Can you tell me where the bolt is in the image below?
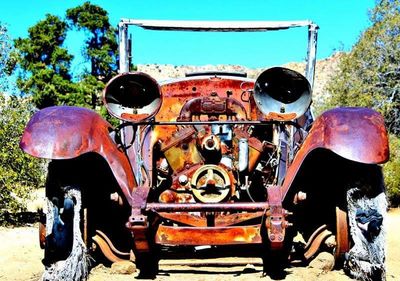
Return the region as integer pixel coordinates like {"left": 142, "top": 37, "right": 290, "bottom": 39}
{"left": 284, "top": 210, "right": 293, "bottom": 216}
{"left": 284, "top": 222, "right": 293, "bottom": 228}
{"left": 110, "top": 192, "right": 119, "bottom": 202}
{"left": 293, "top": 191, "right": 307, "bottom": 204}
{"left": 178, "top": 175, "right": 189, "bottom": 186}
{"left": 159, "top": 158, "right": 169, "bottom": 172}
{"left": 297, "top": 191, "right": 307, "bottom": 201}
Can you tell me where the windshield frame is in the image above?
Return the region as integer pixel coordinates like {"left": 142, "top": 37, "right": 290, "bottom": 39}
{"left": 117, "top": 19, "right": 318, "bottom": 89}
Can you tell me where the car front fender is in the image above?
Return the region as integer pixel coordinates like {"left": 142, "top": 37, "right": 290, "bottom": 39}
{"left": 281, "top": 107, "right": 389, "bottom": 200}
{"left": 20, "top": 106, "right": 136, "bottom": 204}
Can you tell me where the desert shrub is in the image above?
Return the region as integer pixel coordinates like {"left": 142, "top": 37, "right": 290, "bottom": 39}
{"left": 0, "top": 95, "right": 46, "bottom": 225}
{"left": 384, "top": 135, "right": 400, "bottom": 206}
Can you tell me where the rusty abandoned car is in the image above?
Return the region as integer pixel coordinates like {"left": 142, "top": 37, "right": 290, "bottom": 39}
{"left": 20, "top": 20, "right": 389, "bottom": 280}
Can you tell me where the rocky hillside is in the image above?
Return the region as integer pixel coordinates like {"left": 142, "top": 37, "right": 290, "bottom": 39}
{"left": 137, "top": 52, "right": 343, "bottom": 109}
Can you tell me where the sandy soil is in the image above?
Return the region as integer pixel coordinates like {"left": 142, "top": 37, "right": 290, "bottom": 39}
{"left": 1, "top": 209, "right": 399, "bottom": 281}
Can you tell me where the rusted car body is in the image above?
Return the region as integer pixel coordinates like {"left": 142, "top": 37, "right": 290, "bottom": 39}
{"left": 20, "top": 20, "right": 389, "bottom": 280}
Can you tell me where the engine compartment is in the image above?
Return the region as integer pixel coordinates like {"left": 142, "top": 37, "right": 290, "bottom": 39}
{"left": 154, "top": 123, "right": 275, "bottom": 204}
{"left": 142, "top": 76, "right": 283, "bottom": 205}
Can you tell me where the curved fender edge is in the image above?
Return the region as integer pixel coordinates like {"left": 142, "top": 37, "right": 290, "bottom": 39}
{"left": 282, "top": 107, "right": 389, "bottom": 200}
{"left": 20, "top": 106, "right": 136, "bottom": 204}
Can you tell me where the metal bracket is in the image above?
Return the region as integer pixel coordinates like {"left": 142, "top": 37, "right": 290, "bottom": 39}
{"left": 126, "top": 186, "right": 151, "bottom": 252}
{"left": 266, "top": 186, "right": 290, "bottom": 249}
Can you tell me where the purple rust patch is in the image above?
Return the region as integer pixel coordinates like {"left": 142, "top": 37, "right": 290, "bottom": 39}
{"left": 20, "top": 106, "right": 136, "bottom": 204}
{"left": 281, "top": 107, "right": 389, "bottom": 200}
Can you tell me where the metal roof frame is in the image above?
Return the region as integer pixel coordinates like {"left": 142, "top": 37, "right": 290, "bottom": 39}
{"left": 118, "top": 19, "right": 318, "bottom": 87}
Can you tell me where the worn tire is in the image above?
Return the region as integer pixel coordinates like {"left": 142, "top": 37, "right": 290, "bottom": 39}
{"left": 42, "top": 187, "right": 91, "bottom": 281}
{"left": 343, "top": 166, "right": 387, "bottom": 281}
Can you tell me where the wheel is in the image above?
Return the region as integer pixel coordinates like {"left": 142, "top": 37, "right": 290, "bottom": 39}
{"left": 42, "top": 187, "right": 90, "bottom": 281}
{"left": 41, "top": 155, "right": 134, "bottom": 280}
{"left": 342, "top": 165, "right": 387, "bottom": 281}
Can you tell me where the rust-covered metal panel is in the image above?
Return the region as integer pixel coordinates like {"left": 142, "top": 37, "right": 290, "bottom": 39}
{"left": 20, "top": 106, "right": 136, "bottom": 203}
{"left": 151, "top": 77, "right": 257, "bottom": 158}
{"left": 158, "top": 76, "right": 254, "bottom": 121}
{"left": 146, "top": 202, "right": 269, "bottom": 212}
{"left": 155, "top": 225, "right": 262, "bottom": 245}
{"left": 335, "top": 207, "right": 350, "bottom": 260}
{"left": 155, "top": 212, "right": 264, "bottom": 227}
{"left": 281, "top": 107, "right": 389, "bottom": 199}
{"left": 318, "top": 107, "right": 389, "bottom": 163}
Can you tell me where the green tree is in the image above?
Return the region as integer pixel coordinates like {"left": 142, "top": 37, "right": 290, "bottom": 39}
{"left": 0, "top": 95, "right": 46, "bottom": 221}
{"left": 13, "top": 3, "right": 119, "bottom": 110}
{"left": 0, "top": 23, "right": 13, "bottom": 94}
{"left": 384, "top": 135, "right": 400, "bottom": 206}
{"left": 1, "top": 23, "right": 46, "bottom": 223}
{"left": 325, "top": 0, "right": 400, "bottom": 135}
{"left": 66, "top": 2, "right": 118, "bottom": 82}
{"left": 325, "top": 0, "right": 400, "bottom": 206}
{"left": 66, "top": 2, "right": 118, "bottom": 109}
{"left": 14, "top": 14, "right": 76, "bottom": 108}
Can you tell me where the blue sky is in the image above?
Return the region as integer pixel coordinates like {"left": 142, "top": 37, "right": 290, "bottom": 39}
{"left": 1, "top": 0, "right": 376, "bottom": 70}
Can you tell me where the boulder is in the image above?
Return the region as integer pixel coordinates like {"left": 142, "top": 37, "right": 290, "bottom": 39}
{"left": 111, "top": 260, "right": 136, "bottom": 274}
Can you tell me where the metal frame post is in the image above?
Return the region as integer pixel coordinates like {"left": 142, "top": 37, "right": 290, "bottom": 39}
{"left": 305, "top": 23, "right": 319, "bottom": 89}
{"left": 118, "top": 21, "right": 130, "bottom": 73}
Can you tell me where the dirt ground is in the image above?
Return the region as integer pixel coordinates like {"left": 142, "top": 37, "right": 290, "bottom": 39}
{"left": 1, "top": 209, "right": 399, "bottom": 281}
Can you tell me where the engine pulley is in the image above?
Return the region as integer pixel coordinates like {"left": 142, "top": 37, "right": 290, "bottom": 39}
{"left": 190, "top": 164, "right": 231, "bottom": 203}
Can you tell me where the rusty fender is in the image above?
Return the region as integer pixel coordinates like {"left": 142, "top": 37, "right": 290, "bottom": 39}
{"left": 20, "top": 106, "right": 136, "bottom": 204}
{"left": 281, "top": 107, "right": 389, "bottom": 200}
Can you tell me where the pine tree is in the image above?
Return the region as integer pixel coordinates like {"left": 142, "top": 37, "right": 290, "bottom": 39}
{"left": 13, "top": 2, "right": 118, "bottom": 110}
{"left": 14, "top": 14, "right": 75, "bottom": 108}
{"left": 67, "top": 2, "right": 118, "bottom": 82}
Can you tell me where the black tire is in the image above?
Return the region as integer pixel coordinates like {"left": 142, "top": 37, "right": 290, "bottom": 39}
{"left": 43, "top": 156, "right": 133, "bottom": 279}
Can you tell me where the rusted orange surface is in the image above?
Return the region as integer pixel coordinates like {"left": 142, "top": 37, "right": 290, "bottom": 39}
{"left": 149, "top": 77, "right": 257, "bottom": 160}
{"left": 155, "top": 212, "right": 264, "bottom": 227}
{"left": 158, "top": 77, "right": 255, "bottom": 121}
{"left": 155, "top": 224, "right": 262, "bottom": 245}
